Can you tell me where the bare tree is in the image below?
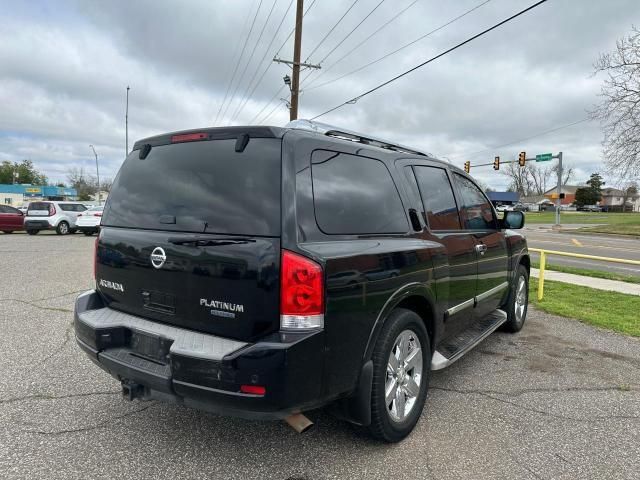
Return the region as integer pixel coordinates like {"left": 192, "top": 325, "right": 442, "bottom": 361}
{"left": 591, "top": 27, "right": 640, "bottom": 178}
{"left": 502, "top": 162, "right": 533, "bottom": 195}
{"left": 529, "top": 164, "right": 554, "bottom": 195}
{"left": 550, "top": 164, "right": 574, "bottom": 187}
{"left": 620, "top": 180, "right": 639, "bottom": 211}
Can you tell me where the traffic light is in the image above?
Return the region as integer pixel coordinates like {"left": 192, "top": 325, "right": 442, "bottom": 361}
{"left": 464, "top": 161, "right": 470, "bottom": 173}
{"left": 518, "top": 151, "right": 526, "bottom": 167}
{"left": 493, "top": 156, "right": 500, "bottom": 170}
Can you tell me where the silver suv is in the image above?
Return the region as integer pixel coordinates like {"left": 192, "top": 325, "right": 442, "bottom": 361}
{"left": 24, "top": 201, "right": 88, "bottom": 235}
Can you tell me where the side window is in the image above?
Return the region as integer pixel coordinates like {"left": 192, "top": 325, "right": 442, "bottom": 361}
{"left": 311, "top": 150, "right": 408, "bottom": 234}
{"left": 0, "top": 205, "right": 7, "bottom": 213}
{"left": 4, "top": 205, "right": 19, "bottom": 214}
{"left": 74, "top": 204, "right": 87, "bottom": 212}
{"left": 59, "top": 204, "right": 73, "bottom": 212}
{"left": 412, "top": 166, "right": 461, "bottom": 230}
{"left": 453, "top": 174, "right": 497, "bottom": 230}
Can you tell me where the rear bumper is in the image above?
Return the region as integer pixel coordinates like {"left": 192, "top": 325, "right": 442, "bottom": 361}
{"left": 24, "top": 219, "right": 53, "bottom": 230}
{"left": 74, "top": 290, "right": 326, "bottom": 420}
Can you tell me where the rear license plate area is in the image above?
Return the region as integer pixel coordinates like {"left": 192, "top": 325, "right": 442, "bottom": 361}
{"left": 129, "top": 331, "right": 172, "bottom": 364}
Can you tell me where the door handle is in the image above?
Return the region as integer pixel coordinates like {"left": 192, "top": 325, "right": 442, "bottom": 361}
{"left": 475, "top": 244, "right": 488, "bottom": 255}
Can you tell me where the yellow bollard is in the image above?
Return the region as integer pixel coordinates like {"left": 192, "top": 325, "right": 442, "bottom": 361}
{"left": 538, "top": 251, "right": 546, "bottom": 301}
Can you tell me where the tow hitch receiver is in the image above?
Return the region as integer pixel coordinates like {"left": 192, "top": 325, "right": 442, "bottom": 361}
{"left": 122, "top": 380, "right": 145, "bottom": 401}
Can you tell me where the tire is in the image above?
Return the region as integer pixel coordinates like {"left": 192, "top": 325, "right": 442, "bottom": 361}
{"left": 501, "top": 264, "right": 529, "bottom": 333}
{"left": 83, "top": 231, "right": 94, "bottom": 236}
{"left": 369, "top": 308, "right": 431, "bottom": 443}
{"left": 27, "top": 229, "right": 39, "bottom": 235}
{"left": 56, "top": 221, "right": 70, "bottom": 235}
{"left": 70, "top": 228, "right": 77, "bottom": 234}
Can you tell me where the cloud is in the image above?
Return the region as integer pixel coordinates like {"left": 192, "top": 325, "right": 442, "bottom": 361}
{"left": 0, "top": 0, "right": 638, "bottom": 190}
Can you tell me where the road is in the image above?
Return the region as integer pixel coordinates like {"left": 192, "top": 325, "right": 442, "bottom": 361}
{"left": 1, "top": 232, "right": 639, "bottom": 479}
{"left": 524, "top": 224, "right": 640, "bottom": 277}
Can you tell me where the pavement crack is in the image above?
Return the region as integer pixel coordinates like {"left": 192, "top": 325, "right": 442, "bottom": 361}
{"left": 0, "top": 298, "right": 72, "bottom": 313}
{"left": 33, "top": 321, "right": 75, "bottom": 368}
{"left": 0, "top": 390, "right": 120, "bottom": 405}
{"left": 432, "top": 385, "right": 639, "bottom": 397}
{"left": 29, "top": 403, "right": 156, "bottom": 436}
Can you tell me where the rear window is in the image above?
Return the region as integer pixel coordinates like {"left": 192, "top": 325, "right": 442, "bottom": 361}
{"left": 103, "top": 138, "right": 281, "bottom": 236}
{"left": 311, "top": 150, "right": 408, "bottom": 235}
{"left": 28, "top": 202, "right": 50, "bottom": 211}
{"left": 59, "top": 204, "right": 86, "bottom": 212}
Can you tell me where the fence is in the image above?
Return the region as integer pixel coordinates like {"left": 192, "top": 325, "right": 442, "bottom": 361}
{"left": 528, "top": 248, "right": 640, "bottom": 300}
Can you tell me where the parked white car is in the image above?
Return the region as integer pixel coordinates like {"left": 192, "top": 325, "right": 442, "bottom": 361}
{"left": 24, "top": 201, "right": 87, "bottom": 235}
{"left": 75, "top": 206, "right": 103, "bottom": 235}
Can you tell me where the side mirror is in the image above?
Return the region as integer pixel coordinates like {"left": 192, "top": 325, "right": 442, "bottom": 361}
{"left": 502, "top": 210, "right": 525, "bottom": 229}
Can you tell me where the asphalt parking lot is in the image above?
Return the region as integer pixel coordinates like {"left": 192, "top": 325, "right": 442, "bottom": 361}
{"left": 1, "top": 232, "right": 639, "bottom": 480}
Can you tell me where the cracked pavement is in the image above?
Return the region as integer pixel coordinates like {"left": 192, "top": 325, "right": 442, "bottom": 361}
{"left": 1, "top": 232, "right": 639, "bottom": 479}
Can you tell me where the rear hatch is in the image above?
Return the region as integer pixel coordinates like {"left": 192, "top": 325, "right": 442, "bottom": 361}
{"left": 98, "top": 128, "right": 282, "bottom": 342}
{"left": 27, "top": 202, "right": 53, "bottom": 217}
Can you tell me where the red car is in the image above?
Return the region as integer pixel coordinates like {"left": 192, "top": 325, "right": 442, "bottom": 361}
{"left": 0, "top": 205, "right": 25, "bottom": 233}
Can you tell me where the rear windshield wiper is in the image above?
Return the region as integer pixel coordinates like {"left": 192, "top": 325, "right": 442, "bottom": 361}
{"left": 167, "top": 236, "right": 256, "bottom": 246}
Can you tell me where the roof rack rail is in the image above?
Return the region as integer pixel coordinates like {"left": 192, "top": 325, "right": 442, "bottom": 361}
{"left": 285, "top": 119, "right": 432, "bottom": 157}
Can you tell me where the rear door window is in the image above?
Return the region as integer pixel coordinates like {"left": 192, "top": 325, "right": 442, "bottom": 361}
{"left": 59, "top": 204, "right": 75, "bottom": 211}
{"left": 311, "top": 150, "right": 408, "bottom": 235}
{"left": 412, "top": 166, "right": 461, "bottom": 230}
{"left": 102, "top": 138, "right": 281, "bottom": 236}
{"left": 453, "top": 174, "right": 498, "bottom": 230}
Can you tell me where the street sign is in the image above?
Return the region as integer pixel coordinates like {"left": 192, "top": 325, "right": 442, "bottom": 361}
{"left": 535, "top": 153, "right": 553, "bottom": 162}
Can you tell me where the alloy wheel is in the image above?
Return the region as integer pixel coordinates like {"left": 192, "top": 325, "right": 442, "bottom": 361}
{"left": 385, "top": 329, "right": 423, "bottom": 422}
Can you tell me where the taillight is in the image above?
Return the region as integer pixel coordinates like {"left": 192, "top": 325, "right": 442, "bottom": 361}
{"left": 93, "top": 237, "right": 98, "bottom": 280}
{"left": 94, "top": 212, "right": 102, "bottom": 217}
{"left": 48, "top": 204, "right": 56, "bottom": 216}
{"left": 280, "top": 250, "right": 324, "bottom": 330}
{"left": 240, "top": 385, "right": 266, "bottom": 396}
{"left": 171, "top": 132, "right": 207, "bottom": 143}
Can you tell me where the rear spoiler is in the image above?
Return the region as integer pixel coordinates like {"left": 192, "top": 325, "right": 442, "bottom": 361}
{"left": 132, "top": 126, "right": 284, "bottom": 150}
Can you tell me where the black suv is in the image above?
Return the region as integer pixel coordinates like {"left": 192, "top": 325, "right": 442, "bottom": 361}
{"left": 74, "top": 120, "right": 529, "bottom": 442}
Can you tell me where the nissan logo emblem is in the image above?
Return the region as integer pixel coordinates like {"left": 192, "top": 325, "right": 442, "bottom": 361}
{"left": 150, "top": 247, "right": 167, "bottom": 269}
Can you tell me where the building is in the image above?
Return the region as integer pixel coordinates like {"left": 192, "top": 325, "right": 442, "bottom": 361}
{"left": 0, "top": 184, "right": 78, "bottom": 206}
{"left": 543, "top": 185, "right": 582, "bottom": 205}
{"left": 600, "top": 187, "right": 640, "bottom": 212}
{"left": 486, "top": 191, "right": 520, "bottom": 207}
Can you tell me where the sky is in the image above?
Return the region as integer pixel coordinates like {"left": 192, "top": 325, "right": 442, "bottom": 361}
{"left": 1, "top": 0, "right": 639, "bottom": 190}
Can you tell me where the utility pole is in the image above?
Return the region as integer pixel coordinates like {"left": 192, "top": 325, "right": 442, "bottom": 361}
{"left": 89, "top": 145, "right": 100, "bottom": 206}
{"left": 290, "top": 0, "right": 304, "bottom": 121}
{"left": 125, "top": 86, "right": 130, "bottom": 156}
{"left": 555, "top": 151, "right": 563, "bottom": 227}
{"left": 273, "top": 0, "right": 319, "bottom": 121}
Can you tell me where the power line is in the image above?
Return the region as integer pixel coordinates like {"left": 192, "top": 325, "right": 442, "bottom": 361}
{"left": 302, "top": 0, "right": 419, "bottom": 90}
{"left": 230, "top": 0, "right": 290, "bottom": 122}
{"left": 304, "top": 0, "right": 360, "bottom": 63}
{"left": 274, "top": 0, "right": 317, "bottom": 59}
{"left": 220, "top": 0, "right": 270, "bottom": 124}
{"left": 447, "top": 118, "right": 590, "bottom": 159}
{"left": 261, "top": 97, "right": 288, "bottom": 124}
{"left": 213, "top": 1, "right": 258, "bottom": 126}
{"left": 305, "top": 0, "right": 492, "bottom": 93}
{"left": 249, "top": 0, "right": 317, "bottom": 124}
{"left": 311, "top": 0, "right": 550, "bottom": 120}
{"left": 250, "top": 84, "right": 287, "bottom": 124}
{"left": 300, "top": 0, "right": 387, "bottom": 88}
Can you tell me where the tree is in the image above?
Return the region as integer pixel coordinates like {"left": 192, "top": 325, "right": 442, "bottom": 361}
{"left": 574, "top": 187, "right": 600, "bottom": 207}
{"left": 591, "top": 27, "right": 640, "bottom": 178}
{"left": 586, "top": 172, "right": 605, "bottom": 194}
{"left": 67, "top": 167, "right": 97, "bottom": 200}
{"left": 503, "top": 162, "right": 533, "bottom": 195}
{"left": 502, "top": 162, "right": 556, "bottom": 196}
{"left": 0, "top": 160, "right": 48, "bottom": 185}
{"left": 620, "top": 181, "right": 639, "bottom": 211}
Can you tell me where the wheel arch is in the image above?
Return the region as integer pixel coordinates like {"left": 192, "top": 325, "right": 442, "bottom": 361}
{"left": 363, "top": 283, "right": 438, "bottom": 363}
